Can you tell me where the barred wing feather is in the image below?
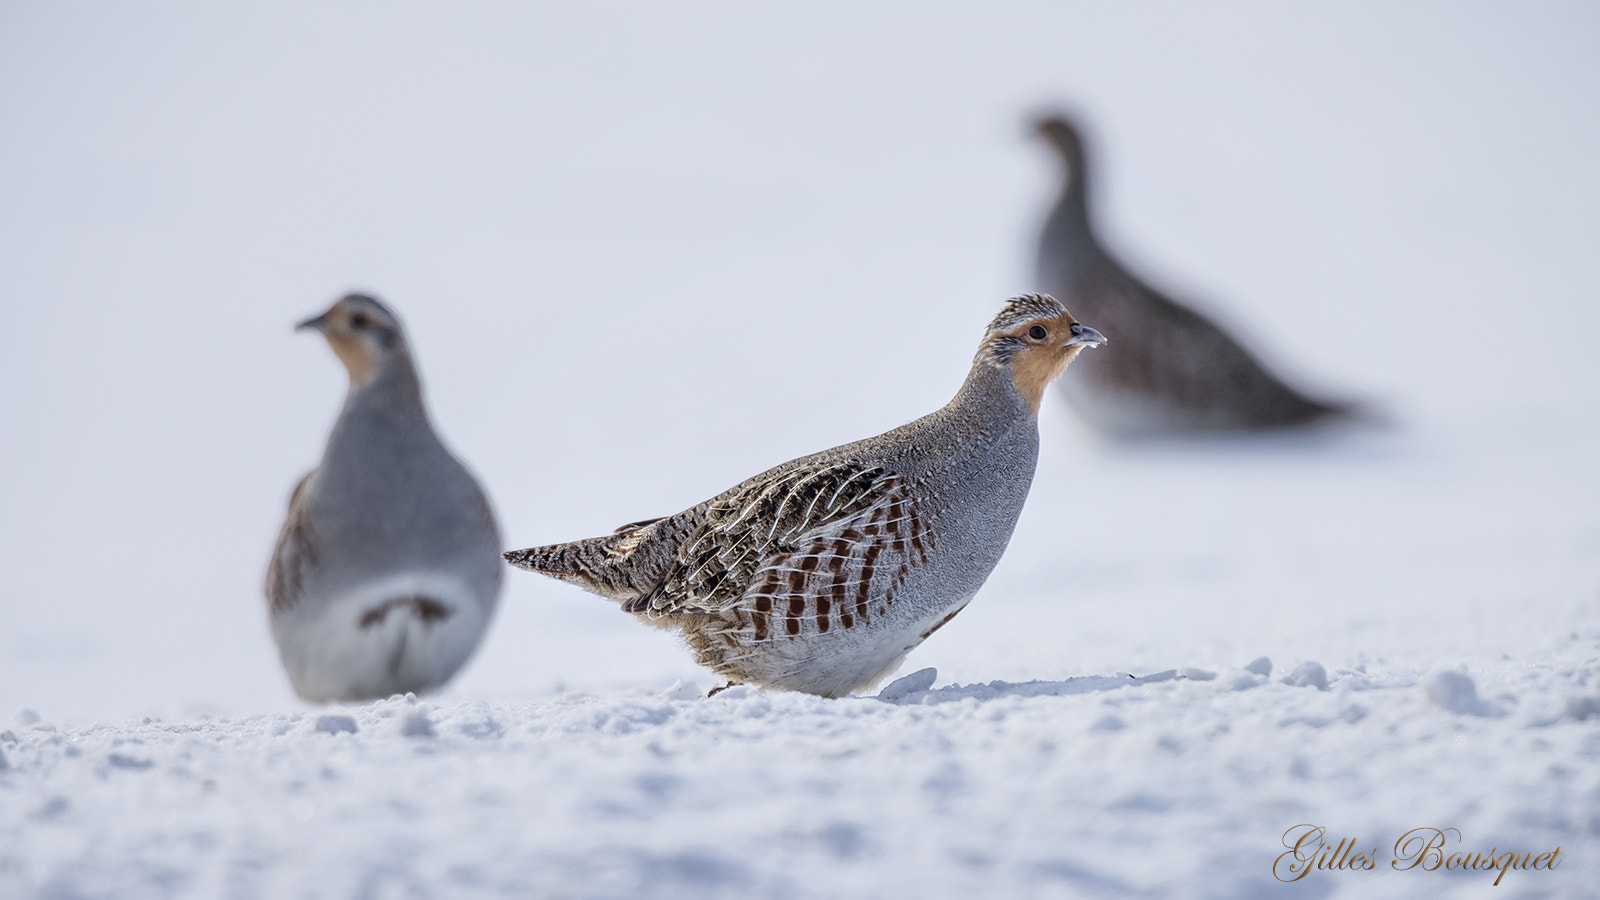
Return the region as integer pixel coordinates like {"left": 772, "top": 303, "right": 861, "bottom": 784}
{"left": 630, "top": 462, "right": 933, "bottom": 641}
{"left": 265, "top": 470, "right": 318, "bottom": 616}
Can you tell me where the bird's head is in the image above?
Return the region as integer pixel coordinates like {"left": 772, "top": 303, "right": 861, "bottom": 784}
{"left": 978, "top": 293, "right": 1105, "bottom": 414}
{"left": 1033, "top": 114, "right": 1087, "bottom": 180}
{"left": 296, "top": 293, "right": 409, "bottom": 386}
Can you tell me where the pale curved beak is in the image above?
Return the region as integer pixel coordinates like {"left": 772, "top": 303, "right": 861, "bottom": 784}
{"left": 296, "top": 312, "right": 330, "bottom": 333}
{"left": 1066, "top": 324, "right": 1106, "bottom": 348}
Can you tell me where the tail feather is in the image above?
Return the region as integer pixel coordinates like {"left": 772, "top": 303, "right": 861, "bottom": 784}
{"left": 501, "top": 543, "right": 582, "bottom": 576}
{"left": 503, "top": 517, "right": 670, "bottom": 604}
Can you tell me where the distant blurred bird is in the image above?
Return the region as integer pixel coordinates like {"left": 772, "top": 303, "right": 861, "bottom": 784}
{"left": 505, "top": 294, "right": 1104, "bottom": 697}
{"left": 266, "top": 294, "right": 502, "bottom": 702}
{"left": 1034, "top": 114, "right": 1352, "bottom": 435}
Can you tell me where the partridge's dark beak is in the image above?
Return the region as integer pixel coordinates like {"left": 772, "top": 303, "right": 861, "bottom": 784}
{"left": 1066, "top": 324, "right": 1106, "bottom": 348}
{"left": 296, "top": 312, "right": 330, "bottom": 333}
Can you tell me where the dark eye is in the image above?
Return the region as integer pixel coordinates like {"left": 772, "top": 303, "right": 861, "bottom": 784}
{"left": 349, "top": 313, "right": 369, "bottom": 330}
{"left": 1027, "top": 325, "right": 1048, "bottom": 341}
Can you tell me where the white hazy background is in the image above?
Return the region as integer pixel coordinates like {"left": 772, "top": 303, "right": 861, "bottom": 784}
{"left": 2, "top": 2, "right": 1597, "bottom": 725}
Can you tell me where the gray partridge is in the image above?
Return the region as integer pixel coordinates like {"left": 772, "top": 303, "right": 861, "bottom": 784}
{"left": 1035, "top": 114, "right": 1351, "bottom": 436}
{"left": 505, "top": 294, "right": 1104, "bottom": 697}
{"left": 266, "top": 294, "right": 502, "bottom": 702}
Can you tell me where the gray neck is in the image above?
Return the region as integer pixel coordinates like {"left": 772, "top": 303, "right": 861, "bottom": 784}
{"left": 947, "top": 358, "right": 1034, "bottom": 435}
{"left": 1037, "top": 168, "right": 1101, "bottom": 282}
{"left": 352, "top": 353, "right": 426, "bottom": 415}
{"left": 324, "top": 354, "right": 436, "bottom": 466}
{"left": 918, "top": 354, "right": 1040, "bottom": 566}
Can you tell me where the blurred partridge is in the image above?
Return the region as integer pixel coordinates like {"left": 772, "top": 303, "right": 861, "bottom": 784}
{"left": 505, "top": 294, "right": 1104, "bottom": 697}
{"left": 1034, "top": 114, "right": 1352, "bottom": 436}
{"left": 266, "top": 294, "right": 502, "bottom": 702}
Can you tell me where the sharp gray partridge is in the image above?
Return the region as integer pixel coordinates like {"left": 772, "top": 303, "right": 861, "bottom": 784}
{"left": 505, "top": 294, "right": 1104, "bottom": 697}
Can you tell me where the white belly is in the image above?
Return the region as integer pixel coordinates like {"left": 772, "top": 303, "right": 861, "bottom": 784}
{"left": 272, "top": 572, "right": 491, "bottom": 702}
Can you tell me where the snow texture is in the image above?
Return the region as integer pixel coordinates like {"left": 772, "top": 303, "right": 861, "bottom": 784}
{"left": 2, "top": 2, "right": 1599, "bottom": 898}
{"left": 876, "top": 667, "right": 939, "bottom": 702}
{"left": 4, "top": 664, "right": 1599, "bottom": 899}
{"left": 1282, "top": 661, "right": 1331, "bottom": 692}
{"left": 1425, "top": 671, "right": 1505, "bottom": 718}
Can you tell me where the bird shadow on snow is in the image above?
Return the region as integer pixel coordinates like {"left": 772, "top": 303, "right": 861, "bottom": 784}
{"left": 874, "top": 666, "right": 1213, "bottom": 706}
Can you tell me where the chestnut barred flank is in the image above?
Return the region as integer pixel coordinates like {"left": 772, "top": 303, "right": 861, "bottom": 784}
{"left": 505, "top": 462, "right": 932, "bottom": 643}
{"left": 357, "top": 596, "right": 452, "bottom": 629}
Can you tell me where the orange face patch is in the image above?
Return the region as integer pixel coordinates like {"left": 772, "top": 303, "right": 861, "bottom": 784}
{"left": 312, "top": 301, "right": 393, "bottom": 386}
{"left": 1005, "top": 311, "right": 1094, "bottom": 414}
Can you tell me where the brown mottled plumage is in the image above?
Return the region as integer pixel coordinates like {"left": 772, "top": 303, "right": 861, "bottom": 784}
{"left": 1034, "top": 114, "right": 1354, "bottom": 436}
{"left": 506, "top": 294, "right": 1104, "bottom": 697}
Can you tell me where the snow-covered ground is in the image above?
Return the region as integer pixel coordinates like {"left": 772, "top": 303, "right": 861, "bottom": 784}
{"left": 2, "top": 3, "right": 1598, "bottom": 898}
{"left": 5, "top": 657, "right": 1598, "bottom": 899}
